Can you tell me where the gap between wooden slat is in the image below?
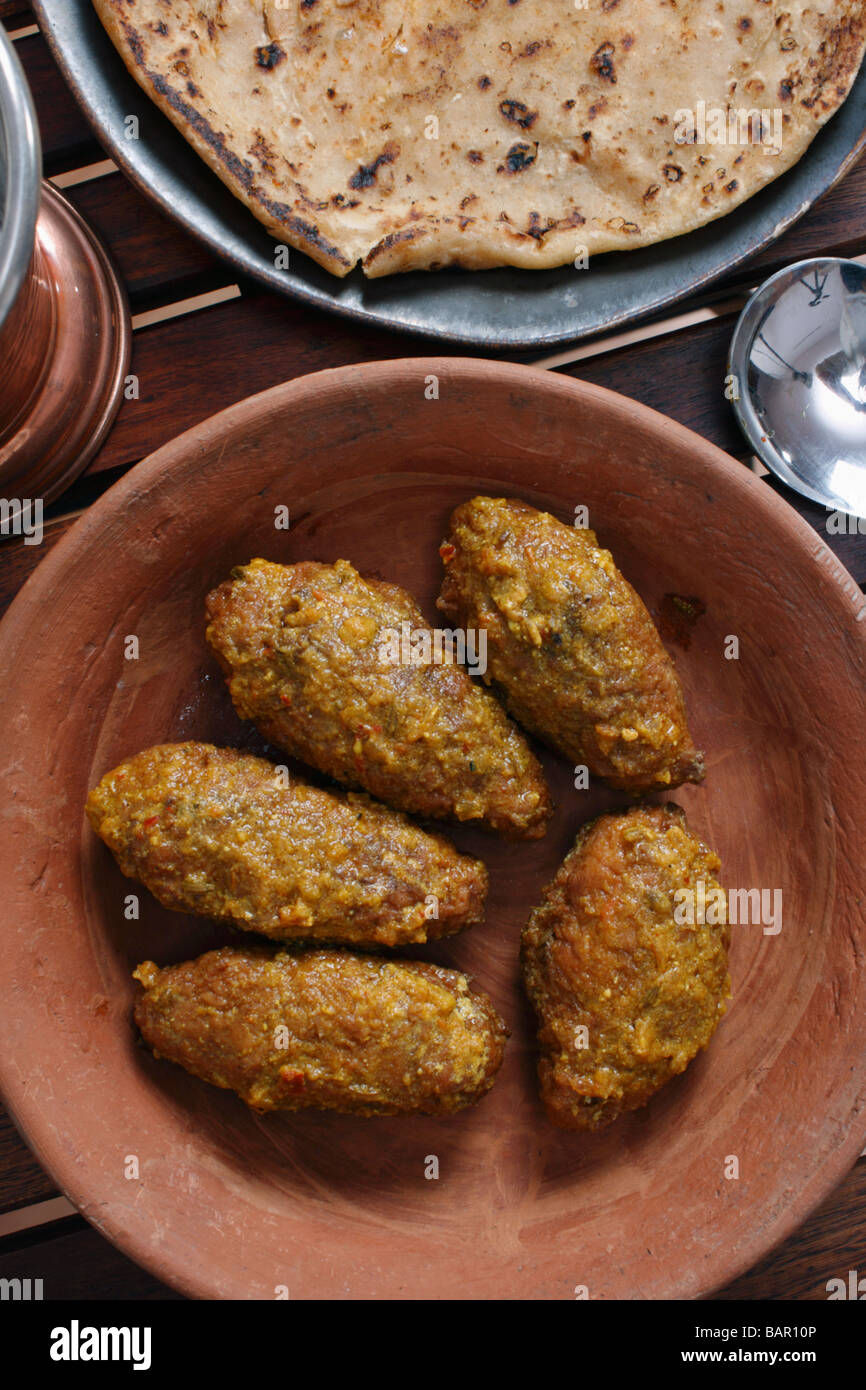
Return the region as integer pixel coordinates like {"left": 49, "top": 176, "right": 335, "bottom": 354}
{"left": 8, "top": 22, "right": 38, "bottom": 41}
{"left": 39, "top": 507, "right": 87, "bottom": 532}
{"left": 50, "top": 159, "right": 117, "bottom": 190}
{"left": 131, "top": 283, "right": 241, "bottom": 330}
{"left": 0, "top": 1195, "right": 75, "bottom": 1237}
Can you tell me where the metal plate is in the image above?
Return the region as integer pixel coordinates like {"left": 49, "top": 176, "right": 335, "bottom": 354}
{"left": 34, "top": 0, "right": 866, "bottom": 349}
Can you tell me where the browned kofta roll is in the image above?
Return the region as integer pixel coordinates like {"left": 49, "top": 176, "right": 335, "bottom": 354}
{"left": 522, "top": 804, "right": 730, "bottom": 1131}
{"left": 205, "top": 557, "right": 552, "bottom": 839}
{"left": 86, "top": 742, "right": 487, "bottom": 947}
{"left": 134, "top": 947, "right": 508, "bottom": 1116}
{"left": 437, "top": 497, "right": 704, "bottom": 792}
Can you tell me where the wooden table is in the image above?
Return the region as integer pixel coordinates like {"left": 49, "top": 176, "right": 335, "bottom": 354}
{"left": 1, "top": 3, "right": 864, "bottom": 1301}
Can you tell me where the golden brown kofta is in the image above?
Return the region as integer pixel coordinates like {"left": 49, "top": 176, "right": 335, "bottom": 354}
{"left": 437, "top": 497, "right": 704, "bottom": 792}
{"left": 521, "top": 804, "right": 730, "bottom": 1130}
{"left": 86, "top": 742, "right": 488, "bottom": 948}
{"left": 134, "top": 946, "right": 508, "bottom": 1116}
{"left": 205, "top": 557, "right": 552, "bottom": 839}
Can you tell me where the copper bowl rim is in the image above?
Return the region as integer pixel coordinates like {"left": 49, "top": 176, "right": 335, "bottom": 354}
{"left": 0, "top": 27, "right": 40, "bottom": 334}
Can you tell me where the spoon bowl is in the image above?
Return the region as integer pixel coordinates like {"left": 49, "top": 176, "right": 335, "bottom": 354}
{"left": 729, "top": 256, "right": 866, "bottom": 517}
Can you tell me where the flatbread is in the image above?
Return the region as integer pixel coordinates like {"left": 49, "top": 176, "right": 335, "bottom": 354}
{"left": 93, "top": 1, "right": 866, "bottom": 277}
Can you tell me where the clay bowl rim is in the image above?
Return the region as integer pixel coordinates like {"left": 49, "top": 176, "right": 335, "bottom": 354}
{"left": 1, "top": 356, "right": 865, "bottom": 1300}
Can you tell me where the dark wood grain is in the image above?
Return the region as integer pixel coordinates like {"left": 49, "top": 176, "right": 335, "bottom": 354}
{"left": 89, "top": 289, "right": 426, "bottom": 479}
{"left": 0, "top": 1219, "right": 184, "bottom": 1299}
{"left": 66, "top": 173, "right": 226, "bottom": 309}
{"left": 0, "top": 1110, "right": 57, "bottom": 1213}
{"left": 13, "top": 34, "right": 102, "bottom": 175}
{"left": 0, "top": 4, "right": 33, "bottom": 23}
{"left": 0, "top": 517, "right": 80, "bottom": 621}
{"left": 565, "top": 318, "right": 743, "bottom": 453}
{"left": 84, "top": 292, "right": 742, "bottom": 484}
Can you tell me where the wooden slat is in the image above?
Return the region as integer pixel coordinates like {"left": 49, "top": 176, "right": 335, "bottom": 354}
{"left": 565, "top": 317, "right": 742, "bottom": 454}
{"left": 85, "top": 288, "right": 423, "bottom": 478}
{"left": 65, "top": 172, "right": 227, "bottom": 309}
{"left": 0, "top": 1195, "right": 73, "bottom": 1236}
{"left": 0, "top": 1111, "right": 58, "bottom": 1214}
{"left": 85, "top": 295, "right": 737, "bottom": 485}
{"left": 0, "top": 516, "right": 80, "bottom": 621}
{"left": 0, "top": 4, "right": 32, "bottom": 23}
{"left": 13, "top": 33, "right": 103, "bottom": 175}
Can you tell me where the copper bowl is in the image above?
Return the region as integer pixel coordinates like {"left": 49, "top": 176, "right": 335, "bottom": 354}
{"left": 0, "top": 25, "right": 130, "bottom": 508}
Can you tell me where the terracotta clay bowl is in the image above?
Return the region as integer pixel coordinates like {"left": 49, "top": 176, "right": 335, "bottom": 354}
{"left": 1, "top": 358, "right": 865, "bottom": 1301}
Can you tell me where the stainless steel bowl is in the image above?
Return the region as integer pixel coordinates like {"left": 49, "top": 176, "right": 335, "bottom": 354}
{"left": 0, "top": 25, "right": 40, "bottom": 334}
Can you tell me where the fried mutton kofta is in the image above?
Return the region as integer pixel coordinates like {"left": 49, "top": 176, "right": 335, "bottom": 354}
{"left": 134, "top": 947, "right": 508, "bottom": 1116}
{"left": 205, "top": 558, "right": 552, "bottom": 839}
{"left": 87, "top": 742, "right": 487, "bottom": 947}
{"left": 437, "top": 497, "right": 704, "bottom": 792}
{"left": 522, "top": 804, "right": 730, "bottom": 1130}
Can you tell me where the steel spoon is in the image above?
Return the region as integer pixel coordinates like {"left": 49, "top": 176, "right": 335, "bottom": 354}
{"left": 729, "top": 256, "right": 866, "bottom": 518}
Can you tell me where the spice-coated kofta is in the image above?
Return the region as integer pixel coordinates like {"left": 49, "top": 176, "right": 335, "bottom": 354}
{"left": 134, "top": 946, "right": 508, "bottom": 1116}
{"left": 437, "top": 497, "right": 704, "bottom": 792}
{"left": 205, "top": 557, "right": 552, "bottom": 839}
{"left": 86, "top": 742, "right": 488, "bottom": 947}
{"left": 522, "top": 804, "right": 730, "bottom": 1130}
